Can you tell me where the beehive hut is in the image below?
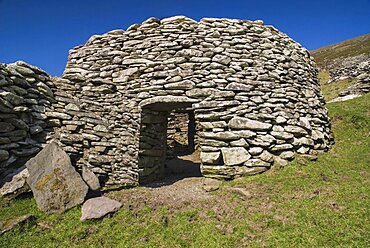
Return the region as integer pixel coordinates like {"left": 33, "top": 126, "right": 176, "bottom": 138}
{"left": 0, "top": 16, "right": 333, "bottom": 186}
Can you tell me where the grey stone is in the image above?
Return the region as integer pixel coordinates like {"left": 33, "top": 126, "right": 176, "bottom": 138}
{"left": 244, "top": 159, "right": 271, "bottom": 167}
{"left": 200, "top": 151, "right": 221, "bottom": 164}
{"left": 26, "top": 142, "right": 88, "bottom": 214}
{"left": 249, "top": 147, "right": 263, "bottom": 155}
{"left": 45, "top": 111, "right": 72, "bottom": 120}
{"left": 0, "top": 149, "right": 9, "bottom": 161}
{"left": 271, "top": 131, "right": 294, "bottom": 140}
{"left": 229, "top": 117, "right": 272, "bottom": 131}
{"left": 230, "top": 138, "right": 249, "bottom": 147}
{"left": 201, "top": 131, "right": 240, "bottom": 141}
{"left": 30, "top": 125, "right": 43, "bottom": 135}
{"left": 0, "top": 214, "right": 35, "bottom": 235}
{"left": 164, "top": 80, "right": 195, "bottom": 90}
{"left": 202, "top": 178, "right": 221, "bottom": 192}
{"left": 82, "top": 165, "right": 101, "bottom": 191}
{"left": 225, "top": 83, "right": 253, "bottom": 91}
{"left": 80, "top": 196, "right": 122, "bottom": 221}
{"left": 0, "top": 122, "right": 15, "bottom": 133}
{"left": 274, "top": 156, "right": 289, "bottom": 167}
{"left": 0, "top": 166, "right": 30, "bottom": 197}
{"left": 221, "top": 147, "right": 251, "bottom": 166}
{"left": 0, "top": 92, "right": 24, "bottom": 105}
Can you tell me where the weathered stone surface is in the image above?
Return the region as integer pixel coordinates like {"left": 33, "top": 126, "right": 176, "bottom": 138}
{"left": 0, "top": 122, "right": 15, "bottom": 133}
{"left": 0, "top": 16, "right": 333, "bottom": 185}
{"left": 0, "top": 166, "right": 30, "bottom": 197}
{"left": 229, "top": 117, "right": 272, "bottom": 131}
{"left": 0, "top": 149, "right": 9, "bottom": 161}
{"left": 200, "top": 151, "right": 221, "bottom": 164}
{"left": 225, "top": 83, "right": 253, "bottom": 91}
{"left": 164, "top": 80, "right": 195, "bottom": 90}
{"left": 201, "top": 131, "right": 240, "bottom": 141}
{"left": 26, "top": 142, "right": 88, "bottom": 214}
{"left": 221, "top": 147, "right": 251, "bottom": 166}
{"left": 0, "top": 214, "right": 35, "bottom": 235}
{"left": 82, "top": 165, "right": 101, "bottom": 191}
{"left": 202, "top": 178, "right": 221, "bottom": 192}
{"left": 80, "top": 196, "right": 122, "bottom": 221}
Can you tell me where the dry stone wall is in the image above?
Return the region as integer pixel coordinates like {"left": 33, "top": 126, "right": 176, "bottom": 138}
{"left": 1, "top": 16, "right": 334, "bottom": 185}
{"left": 0, "top": 62, "right": 54, "bottom": 176}
{"left": 54, "top": 16, "right": 333, "bottom": 184}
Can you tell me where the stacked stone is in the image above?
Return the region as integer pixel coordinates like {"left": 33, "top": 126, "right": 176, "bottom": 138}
{"left": 167, "top": 111, "right": 198, "bottom": 158}
{"left": 0, "top": 61, "right": 54, "bottom": 175}
{"left": 47, "top": 75, "right": 139, "bottom": 185}
{"left": 52, "top": 16, "right": 333, "bottom": 183}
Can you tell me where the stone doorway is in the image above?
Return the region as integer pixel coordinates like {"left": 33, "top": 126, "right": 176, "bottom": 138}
{"left": 138, "top": 99, "right": 201, "bottom": 184}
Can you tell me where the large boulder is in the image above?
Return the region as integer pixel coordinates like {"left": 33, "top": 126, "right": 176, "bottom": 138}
{"left": 80, "top": 196, "right": 122, "bottom": 221}
{"left": 26, "top": 142, "right": 88, "bottom": 214}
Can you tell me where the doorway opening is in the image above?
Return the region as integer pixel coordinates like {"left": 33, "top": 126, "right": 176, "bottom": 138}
{"left": 138, "top": 102, "right": 201, "bottom": 185}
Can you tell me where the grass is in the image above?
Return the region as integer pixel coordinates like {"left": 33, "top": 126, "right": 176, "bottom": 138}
{"left": 1, "top": 94, "right": 369, "bottom": 247}
{"left": 319, "top": 70, "right": 358, "bottom": 101}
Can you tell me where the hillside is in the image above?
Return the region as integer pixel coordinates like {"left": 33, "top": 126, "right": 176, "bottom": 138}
{"left": 312, "top": 33, "right": 370, "bottom": 69}
{"left": 311, "top": 34, "right": 370, "bottom": 102}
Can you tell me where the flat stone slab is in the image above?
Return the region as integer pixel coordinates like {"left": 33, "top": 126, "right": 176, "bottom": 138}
{"left": 229, "top": 117, "right": 272, "bottom": 131}
{"left": 0, "top": 214, "right": 35, "bottom": 235}
{"left": 80, "top": 196, "right": 122, "bottom": 221}
{"left": 0, "top": 166, "right": 30, "bottom": 197}
{"left": 139, "top": 96, "right": 198, "bottom": 111}
{"left": 82, "top": 165, "right": 101, "bottom": 191}
{"left": 26, "top": 142, "right": 88, "bottom": 214}
{"left": 221, "top": 147, "right": 251, "bottom": 166}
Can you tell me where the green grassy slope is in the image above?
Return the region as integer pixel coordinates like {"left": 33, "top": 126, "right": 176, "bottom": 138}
{"left": 0, "top": 94, "right": 369, "bottom": 247}
{"left": 311, "top": 33, "right": 370, "bottom": 68}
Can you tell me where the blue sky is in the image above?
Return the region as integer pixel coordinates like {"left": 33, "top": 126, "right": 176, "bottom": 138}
{"left": 0, "top": 0, "right": 369, "bottom": 76}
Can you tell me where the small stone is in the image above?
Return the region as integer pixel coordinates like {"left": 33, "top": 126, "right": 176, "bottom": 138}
{"left": 45, "top": 111, "right": 72, "bottom": 120}
{"left": 271, "top": 131, "right": 294, "bottom": 140}
{"left": 221, "top": 147, "right": 251, "bottom": 166}
{"left": 30, "top": 125, "right": 43, "bottom": 135}
{"left": 225, "top": 187, "right": 252, "bottom": 199}
{"left": 200, "top": 151, "right": 221, "bottom": 164}
{"left": 65, "top": 103, "right": 80, "bottom": 111}
{"left": 0, "top": 166, "right": 30, "bottom": 197}
{"left": 80, "top": 196, "right": 122, "bottom": 221}
{"left": 201, "top": 131, "right": 240, "bottom": 141}
{"left": 0, "top": 214, "right": 35, "bottom": 235}
{"left": 82, "top": 165, "right": 101, "bottom": 191}
{"left": 225, "top": 83, "right": 253, "bottom": 91}
{"left": 164, "top": 80, "right": 195, "bottom": 90}
{"left": 274, "top": 156, "right": 288, "bottom": 167}
{"left": 202, "top": 178, "right": 221, "bottom": 192}
{"left": 0, "top": 149, "right": 9, "bottom": 161}
{"left": 94, "top": 125, "right": 108, "bottom": 132}
{"left": 230, "top": 138, "right": 249, "bottom": 147}
{"left": 212, "top": 54, "right": 231, "bottom": 65}
{"left": 229, "top": 117, "right": 272, "bottom": 131}
{"left": 249, "top": 147, "right": 263, "bottom": 155}
{"left": 0, "top": 122, "right": 15, "bottom": 133}
{"left": 279, "top": 151, "right": 295, "bottom": 160}
{"left": 0, "top": 92, "right": 24, "bottom": 105}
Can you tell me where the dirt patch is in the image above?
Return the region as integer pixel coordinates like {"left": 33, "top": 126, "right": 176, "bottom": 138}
{"left": 107, "top": 152, "right": 213, "bottom": 210}
{"left": 108, "top": 177, "right": 212, "bottom": 210}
